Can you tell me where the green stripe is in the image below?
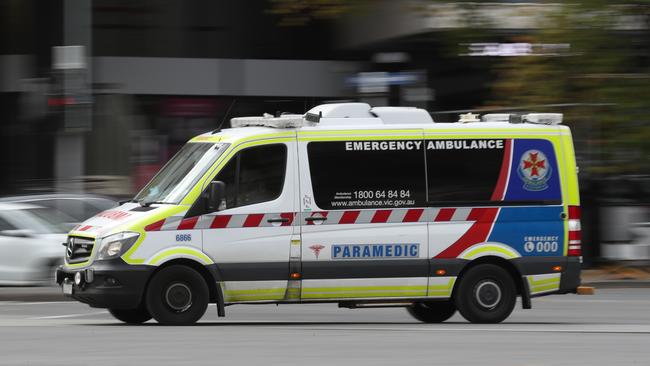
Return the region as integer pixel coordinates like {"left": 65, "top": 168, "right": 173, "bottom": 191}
{"left": 303, "top": 285, "right": 427, "bottom": 293}
{"left": 225, "top": 294, "right": 285, "bottom": 301}
{"left": 303, "top": 291, "right": 425, "bottom": 299}
{"left": 531, "top": 284, "right": 559, "bottom": 293}
{"left": 148, "top": 247, "right": 213, "bottom": 265}
{"left": 427, "top": 278, "right": 456, "bottom": 297}
{"left": 224, "top": 288, "right": 286, "bottom": 301}
{"left": 225, "top": 288, "right": 286, "bottom": 295}
{"left": 528, "top": 277, "right": 560, "bottom": 286}
{"left": 427, "top": 291, "right": 452, "bottom": 296}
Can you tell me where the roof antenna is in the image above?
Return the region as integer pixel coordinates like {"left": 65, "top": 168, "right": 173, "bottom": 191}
{"left": 212, "top": 99, "right": 236, "bottom": 134}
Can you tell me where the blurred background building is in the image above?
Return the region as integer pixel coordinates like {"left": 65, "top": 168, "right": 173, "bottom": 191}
{"left": 1, "top": 0, "right": 649, "bottom": 265}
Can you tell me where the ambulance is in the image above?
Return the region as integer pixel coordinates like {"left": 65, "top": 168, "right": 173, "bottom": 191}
{"left": 56, "top": 103, "right": 583, "bottom": 325}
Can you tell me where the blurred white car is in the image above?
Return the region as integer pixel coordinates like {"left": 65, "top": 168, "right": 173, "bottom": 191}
{"left": 0, "top": 194, "right": 118, "bottom": 229}
{"left": 0, "top": 203, "right": 68, "bottom": 285}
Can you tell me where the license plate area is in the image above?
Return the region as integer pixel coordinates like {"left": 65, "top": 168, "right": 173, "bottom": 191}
{"left": 62, "top": 280, "right": 73, "bottom": 295}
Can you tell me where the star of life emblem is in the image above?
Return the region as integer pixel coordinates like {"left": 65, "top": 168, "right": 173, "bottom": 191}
{"left": 309, "top": 244, "right": 325, "bottom": 259}
{"left": 517, "top": 150, "right": 551, "bottom": 191}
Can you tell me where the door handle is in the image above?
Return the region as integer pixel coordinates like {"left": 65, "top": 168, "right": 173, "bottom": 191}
{"left": 305, "top": 216, "right": 327, "bottom": 222}
{"left": 267, "top": 217, "right": 290, "bottom": 223}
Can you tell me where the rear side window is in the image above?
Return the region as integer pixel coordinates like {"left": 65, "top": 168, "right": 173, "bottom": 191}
{"left": 307, "top": 140, "right": 426, "bottom": 209}
{"left": 426, "top": 138, "right": 562, "bottom": 204}
{"left": 426, "top": 139, "right": 505, "bottom": 204}
{"left": 214, "top": 144, "right": 287, "bottom": 209}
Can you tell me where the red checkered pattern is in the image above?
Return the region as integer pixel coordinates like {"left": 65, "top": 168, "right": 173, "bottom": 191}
{"left": 144, "top": 207, "right": 495, "bottom": 231}
{"left": 72, "top": 225, "right": 96, "bottom": 232}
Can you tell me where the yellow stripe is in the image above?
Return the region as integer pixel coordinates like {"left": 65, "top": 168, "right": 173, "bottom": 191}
{"left": 148, "top": 247, "right": 213, "bottom": 265}
{"left": 225, "top": 294, "right": 285, "bottom": 301}
{"left": 302, "top": 291, "right": 425, "bottom": 299}
{"left": 528, "top": 276, "right": 560, "bottom": 286}
{"left": 301, "top": 283, "right": 428, "bottom": 299}
{"left": 530, "top": 284, "right": 560, "bottom": 293}
{"left": 527, "top": 275, "right": 560, "bottom": 294}
{"left": 427, "top": 278, "right": 456, "bottom": 297}
{"left": 225, "top": 288, "right": 287, "bottom": 295}
{"left": 122, "top": 205, "right": 189, "bottom": 265}
{"left": 427, "top": 291, "right": 453, "bottom": 297}
{"left": 224, "top": 288, "right": 286, "bottom": 301}
{"left": 190, "top": 136, "right": 223, "bottom": 142}
{"left": 298, "top": 129, "right": 422, "bottom": 136}
{"left": 302, "top": 285, "right": 427, "bottom": 292}
{"left": 461, "top": 245, "right": 519, "bottom": 260}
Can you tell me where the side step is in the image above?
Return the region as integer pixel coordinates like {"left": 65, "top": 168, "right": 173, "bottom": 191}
{"left": 339, "top": 301, "right": 413, "bottom": 309}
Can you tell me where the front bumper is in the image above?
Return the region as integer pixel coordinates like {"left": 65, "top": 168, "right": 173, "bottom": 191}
{"left": 56, "top": 259, "right": 154, "bottom": 309}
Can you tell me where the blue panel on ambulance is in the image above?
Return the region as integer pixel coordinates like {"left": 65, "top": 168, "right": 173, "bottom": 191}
{"left": 488, "top": 206, "right": 564, "bottom": 257}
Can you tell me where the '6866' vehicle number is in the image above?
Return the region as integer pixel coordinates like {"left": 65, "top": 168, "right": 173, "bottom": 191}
{"left": 176, "top": 234, "right": 192, "bottom": 242}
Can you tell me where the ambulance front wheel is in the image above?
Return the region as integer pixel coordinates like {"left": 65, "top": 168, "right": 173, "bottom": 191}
{"left": 145, "top": 265, "right": 209, "bottom": 325}
{"left": 407, "top": 301, "right": 456, "bottom": 323}
{"left": 108, "top": 306, "right": 152, "bottom": 324}
{"left": 454, "top": 264, "right": 517, "bottom": 324}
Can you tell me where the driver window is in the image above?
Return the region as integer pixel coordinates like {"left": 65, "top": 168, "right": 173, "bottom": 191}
{"left": 213, "top": 143, "right": 287, "bottom": 211}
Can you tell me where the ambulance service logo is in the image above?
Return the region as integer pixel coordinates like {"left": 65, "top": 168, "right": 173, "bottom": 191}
{"left": 517, "top": 150, "right": 551, "bottom": 191}
{"left": 309, "top": 244, "right": 325, "bottom": 259}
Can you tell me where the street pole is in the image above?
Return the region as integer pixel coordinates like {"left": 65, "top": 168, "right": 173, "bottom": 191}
{"left": 53, "top": 0, "right": 92, "bottom": 193}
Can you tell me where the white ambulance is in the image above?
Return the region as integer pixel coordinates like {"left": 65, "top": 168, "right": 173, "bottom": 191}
{"left": 57, "top": 103, "right": 583, "bottom": 325}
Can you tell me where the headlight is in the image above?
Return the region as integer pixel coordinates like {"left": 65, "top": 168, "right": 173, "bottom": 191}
{"left": 97, "top": 232, "right": 140, "bottom": 260}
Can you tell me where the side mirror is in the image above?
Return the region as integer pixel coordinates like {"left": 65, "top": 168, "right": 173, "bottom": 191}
{"left": 0, "top": 229, "right": 34, "bottom": 238}
{"left": 206, "top": 181, "right": 226, "bottom": 212}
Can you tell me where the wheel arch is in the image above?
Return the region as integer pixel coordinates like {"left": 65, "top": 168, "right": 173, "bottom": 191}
{"left": 147, "top": 258, "right": 225, "bottom": 316}
{"left": 454, "top": 256, "right": 527, "bottom": 304}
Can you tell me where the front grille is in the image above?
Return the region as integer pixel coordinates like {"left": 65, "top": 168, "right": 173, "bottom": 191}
{"left": 66, "top": 236, "right": 95, "bottom": 263}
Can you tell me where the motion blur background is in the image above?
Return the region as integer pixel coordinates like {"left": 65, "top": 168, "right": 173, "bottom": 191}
{"left": 0, "top": 0, "right": 648, "bottom": 266}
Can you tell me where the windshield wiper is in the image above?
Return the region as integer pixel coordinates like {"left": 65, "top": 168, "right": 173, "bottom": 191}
{"left": 139, "top": 200, "right": 172, "bottom": 207}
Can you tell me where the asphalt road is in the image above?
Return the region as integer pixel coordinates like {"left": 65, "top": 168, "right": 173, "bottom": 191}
{"left": 0, "top": 288, "right": 648, "bottom": 366}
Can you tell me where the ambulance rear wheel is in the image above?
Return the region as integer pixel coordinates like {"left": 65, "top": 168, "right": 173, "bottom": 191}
{"left": 145, "top": 265, "right": 209, "bottom": 325}
{"left": 407, "top": 301, "right": 456, "bottom": 323}
{"left": 454, "top": 264, "right": 516, "bottom": 324}
{"left": 108, "top": 306, "right": 152, "bottom": 324}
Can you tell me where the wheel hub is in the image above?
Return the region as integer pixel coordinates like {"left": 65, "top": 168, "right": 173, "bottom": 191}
{"left": 474, "top": 280, "right": 502, "bottom": 309}
{"left": 165, "top": 282, "right": 193, "bottom": 312}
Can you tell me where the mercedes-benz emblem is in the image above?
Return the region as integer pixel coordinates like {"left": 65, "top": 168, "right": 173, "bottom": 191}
{"left": 66, "top": 238, "right": 74, "bottom": 258}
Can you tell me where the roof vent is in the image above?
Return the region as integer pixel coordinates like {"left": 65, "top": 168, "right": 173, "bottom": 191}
{"left": 523, "top": 113, "right": 563, "bottom": 125}
{"left": 458, "top": 113, "right": 480, "bottom": 123}
{"left": 370, "top": 107, "right": 434, "bottom": 124}
{"left": 305, "top": 103, "right": 374, "bottom": 119}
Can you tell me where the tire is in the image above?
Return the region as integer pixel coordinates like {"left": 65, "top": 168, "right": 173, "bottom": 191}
{"left": 109, "top": 306, "right": 152, "bottom": 324}
{"left": 145, "top": 265, "right": 209, "bottom": 325}
{"left": 454, "top": 264, "right": 517, "bottom": 324}
{"left": 407, "top": 301, "right": 456, "bottom": 323}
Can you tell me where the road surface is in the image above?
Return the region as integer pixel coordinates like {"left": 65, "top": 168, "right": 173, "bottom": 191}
{"left": 0, "top": 288, "right": 648, "bottom": 365}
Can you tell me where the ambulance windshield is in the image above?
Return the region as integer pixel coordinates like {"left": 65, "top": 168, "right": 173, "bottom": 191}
{"left": 134, "top": 142, "right": 228, "bottom": 205}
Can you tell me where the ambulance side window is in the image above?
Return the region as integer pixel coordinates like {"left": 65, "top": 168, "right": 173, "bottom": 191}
{"left": 425, "top": 141, "right": 504, "bottom": 203}
{"left": 212, "top": 144, "right": 287, "bottom": 210}
{"left": 307, "top": 140, "right": 426, "bottom": 210}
